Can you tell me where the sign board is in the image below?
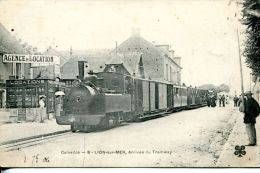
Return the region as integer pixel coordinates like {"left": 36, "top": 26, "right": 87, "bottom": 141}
{"left": 3, "top": 54, "right": 60, "bottom": 66}
{"left": 6, "top": 79, "right": 46, "bottom": 86}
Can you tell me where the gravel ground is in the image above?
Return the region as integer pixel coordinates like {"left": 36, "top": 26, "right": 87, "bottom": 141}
{"left": 0, "top": 119, "right": 70, "bottom": 143}
{"left": 0, "top": 104, "right": 238, "bottom": 167}
{"left": 217, "top": 109, "right": 260, "bottom": 167}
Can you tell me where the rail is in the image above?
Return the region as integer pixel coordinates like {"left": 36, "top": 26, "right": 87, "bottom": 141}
{"left": 0, "top": 130, "right": 72, "bottom": 152}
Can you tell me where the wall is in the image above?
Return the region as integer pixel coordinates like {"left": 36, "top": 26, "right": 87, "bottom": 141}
{"left": 163, "top": 55, "right": 181, "bottom": 84}
{"left": 32, "top": 65, "right": 60, "bottom": 79}
{"left": 0, "top": 54, "right": 32, "bottom": 80}
{"left": 0, "top": 108, "right": 47, "bottom": 123}
{"left": 142, "top": 54, "right": 164, "bottom": 81}
{"left": 0, "top": 54, "right": 13, "bottom": 81}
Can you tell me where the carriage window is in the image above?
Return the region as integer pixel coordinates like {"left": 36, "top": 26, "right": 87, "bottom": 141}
{"left": 125, "top": 76, "right": 133, "bottom": 94}
{"left": 183, "top": 89, "right": 187, "bottom": 96}
{"left": 176, "top": 88, "right": 179, "bottom": 95}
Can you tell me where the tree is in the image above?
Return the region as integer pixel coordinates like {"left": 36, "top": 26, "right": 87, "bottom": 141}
{"left": 217, "top": 84, "right": 230, "bottom": 93}
{"left": 199, "top": 83, "right": 230, "bottom": 93}
{"left": 199, "top": 84, "right": 216, "bottom": 91}
{"left": 242, "top": 0, "right": 260, "bottom": 77}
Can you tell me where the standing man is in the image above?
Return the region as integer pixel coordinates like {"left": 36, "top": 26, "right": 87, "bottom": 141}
{"left": 39, "top": 96, "right": 46, "bottom": 123}
{"left": 219, "top": 95, "right": 222, "bottom": 107}
{"left": 233, "top": 95, "right": 239, "bottom": 107}
{"left": 221, "top": 95, "right": 226, "bottom": 107}
{"left": 243, "top": 91, "right": 260, "bottom": 146}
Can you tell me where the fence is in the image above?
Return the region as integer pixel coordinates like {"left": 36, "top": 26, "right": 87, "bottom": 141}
{"left": 0, "top": 108, "right": 47, "bottom": 123}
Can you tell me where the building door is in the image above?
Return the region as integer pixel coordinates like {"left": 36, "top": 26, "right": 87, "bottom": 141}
{"left": 0, "top": 91, "right": 3, "bottom": 108}
{"left": 155, "top": 83, "right": 159, "bottom": 109}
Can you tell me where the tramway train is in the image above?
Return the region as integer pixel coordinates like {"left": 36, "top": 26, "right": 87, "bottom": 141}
{"left": 56, "top": 69, "right": 209, "bottom": 132}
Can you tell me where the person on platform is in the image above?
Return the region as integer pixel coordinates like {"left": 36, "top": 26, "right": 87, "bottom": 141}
{"left": 221, "top": 95, "right": 226, "bottom": 107}
{"left": 233, "top": 95, "right": 239, "bottom": 107}
{"left": 219, "top": 95, "right": 222, "bottom": 107}
{"left": 39, "top": 96, "right": 46, "bottom": 123}
{"left": 238, "top": 94, "right": 242, "bottom": 107}
{"left": 206, "top": 94, "right": 210, "bottom": 107}
{"left": 210, "top": 95, "right": 216, "bottom": 107}
{"left": 240, "top": 91, "right": 260, "bottom": 146}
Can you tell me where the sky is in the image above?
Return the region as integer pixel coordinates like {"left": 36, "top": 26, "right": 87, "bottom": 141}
{"left": 0, "top": 0, "right": 253, "bottom": 94}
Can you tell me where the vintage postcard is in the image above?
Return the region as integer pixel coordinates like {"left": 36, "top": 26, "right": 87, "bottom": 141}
{"left": 0, "top": 0, "right": 259, "bottom": 168}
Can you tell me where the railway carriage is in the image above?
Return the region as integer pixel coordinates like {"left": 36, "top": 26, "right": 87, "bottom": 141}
{"left": 56, "top": 71, "right": 208, "bottom": 132}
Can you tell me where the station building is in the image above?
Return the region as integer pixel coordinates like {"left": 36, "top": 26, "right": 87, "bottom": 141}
{"left": 60, "top": 32, "right": 182, "bottom": 85}
{"left": 110, "top": 30, "right": 182, "bottom": 84}
{"left": 0, "top": 23, "right": 64, "bottom": 123}
{"left": 0, "top": 23, "right": 30, "bottom": 109}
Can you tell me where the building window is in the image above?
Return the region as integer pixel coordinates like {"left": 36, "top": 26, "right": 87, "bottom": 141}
{"left": 166, "top": 64, "right": 168, "bottom": 80}
{"left": 170, "top": 66, "right": 172, "bottom": 81}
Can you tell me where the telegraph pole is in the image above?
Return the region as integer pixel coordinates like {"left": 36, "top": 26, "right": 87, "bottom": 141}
{"left": 228, "top": 0, "right": 245, "bottom": 108}
{"left": 236, "top": 27, "right": 245, "bottom": 107}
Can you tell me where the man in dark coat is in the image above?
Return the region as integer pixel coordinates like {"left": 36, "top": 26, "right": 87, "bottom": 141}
{"left": 233, "top": 95, "right": 239, "bottom": 107}
{"left": 221, "top": 95, "right": 226, "bottom": 107}
{"left": 243, "top": 91, "right": 260, "bottom": 146}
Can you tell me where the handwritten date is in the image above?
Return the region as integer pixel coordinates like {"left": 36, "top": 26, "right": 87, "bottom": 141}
{"left": 24, "top": 154, "right": 50, "bottom": 164}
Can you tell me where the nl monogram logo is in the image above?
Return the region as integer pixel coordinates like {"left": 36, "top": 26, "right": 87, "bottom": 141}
{"left": 234, "top": 145, "right": 246, "bottom": 157}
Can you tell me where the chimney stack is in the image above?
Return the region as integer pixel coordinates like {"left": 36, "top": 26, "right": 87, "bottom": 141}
{"left": 131, "top": 27, "right": 141, "bottom": 37}
{"left": 173, "top": 57, "right": 181, "bottom": 66}
{"left": 169, "top": 50, "right": 175, "bottom": 59}
{"left": 155, "top": 44, "right": 170, "bottom": 53}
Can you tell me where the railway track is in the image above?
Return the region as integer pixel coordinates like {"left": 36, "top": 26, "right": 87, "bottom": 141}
{"left": 0, "top": 131, "right": 73, "bottom": 153}
{"left": 0, "top": 105, "right": 208, "bottom": 152}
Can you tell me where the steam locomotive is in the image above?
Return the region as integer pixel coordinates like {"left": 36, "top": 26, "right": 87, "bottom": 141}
{"left": 56, "top": 67, "right": 209, "bottom": 132}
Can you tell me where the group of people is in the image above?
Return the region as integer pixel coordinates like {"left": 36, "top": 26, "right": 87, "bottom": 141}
{"left": 218, "top": 95, "right": 226, "bottom": 107}
{"left": 206, "top": 95, "right": 217, "bottom": 107}
{"left": 207, "top": 91, "right": 259, "bottom": 146}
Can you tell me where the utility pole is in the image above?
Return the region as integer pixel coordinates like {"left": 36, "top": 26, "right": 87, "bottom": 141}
{"left": 231, "top": 0, "right": 245, "bottom": 109}
{"left": 236, "top": 27, "right": 245, "bottom": 108}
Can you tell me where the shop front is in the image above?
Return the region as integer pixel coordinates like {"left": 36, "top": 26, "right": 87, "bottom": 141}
{"left": 6, "top": 79, "right": 65, "bottom": 122}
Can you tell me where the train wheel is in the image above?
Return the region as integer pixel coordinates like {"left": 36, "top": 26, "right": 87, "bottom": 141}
{"left": 71, "top": 124, "right": 76, "bottom": 133}
{"left": 79, "top": 125, "right": 93, "bottom": 133}
{"left": 99, "top": 117, "right": 109, "bottom": 130}
{"left": 134, "top": 114, "right": 142, "bottom": 122}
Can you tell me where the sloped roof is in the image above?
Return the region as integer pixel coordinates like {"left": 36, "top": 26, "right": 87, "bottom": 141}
{"left": 110, "top": 35, "right": 182, "bottom": 80}
{"left": 61, "top": 55, "right": 111, "bottom": 79}
{"left": 111, "top": 35, "right": 164, "bottom": 57}
{"left": 58, "top": 49, "right": 111, "bottom": 65}
{"left": 0, "top": 23, "right": 26, "bottom": 54}
{"left": 110, "top": 35, "right": 166, "bottom": 79}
